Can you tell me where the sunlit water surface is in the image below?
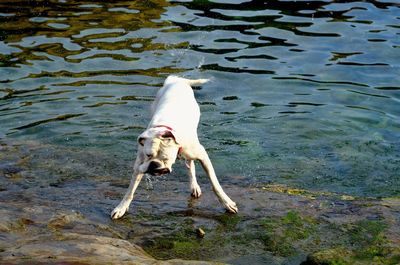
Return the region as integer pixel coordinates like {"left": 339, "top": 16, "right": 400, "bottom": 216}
{"left": 0, "top": 0, "right": 399, "bottom": 197}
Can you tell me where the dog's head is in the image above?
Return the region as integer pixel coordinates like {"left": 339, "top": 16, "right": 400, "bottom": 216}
{"left": 136, "top": 127, "right": 180, "bottom": 176}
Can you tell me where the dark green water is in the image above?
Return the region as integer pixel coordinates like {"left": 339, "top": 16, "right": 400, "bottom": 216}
{"left": 1, "top": 0, "right": 399, "bottom": 197}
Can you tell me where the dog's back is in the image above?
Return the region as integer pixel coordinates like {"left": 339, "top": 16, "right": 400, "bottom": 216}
{"left": 156, "top": 76, "right": 209, "bottom": 103}
{"left": 149, "top": 76, "right": 209, "bottom": 133}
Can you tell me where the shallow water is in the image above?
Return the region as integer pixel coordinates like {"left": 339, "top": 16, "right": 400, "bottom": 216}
{"left": 1, "top": 1, "right": 399, "bottom": 199}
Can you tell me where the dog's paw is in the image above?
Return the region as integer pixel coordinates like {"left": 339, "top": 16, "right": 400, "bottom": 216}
{"left": 224, "top": 200, "right": 238, "bottom": 214}
{"left": 191, "top": 184, "right": 202, "bottom": 198}
{"left": 111, "top": 204, "right": 128, "bottom": 220}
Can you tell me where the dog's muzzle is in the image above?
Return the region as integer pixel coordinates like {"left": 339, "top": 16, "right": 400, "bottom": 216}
{"left": 146, "top": 161, "right": 171, "bottom": 176}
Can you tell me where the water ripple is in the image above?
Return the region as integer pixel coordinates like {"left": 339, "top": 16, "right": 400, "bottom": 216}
{"left": 13, "top": 113, "right": 85, "bottom": 130}
{"left": 0, "top": 0, "right": 399, "bottom": 197}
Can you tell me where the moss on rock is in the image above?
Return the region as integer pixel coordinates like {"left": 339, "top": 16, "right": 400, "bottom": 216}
{"left": 258, "top": 211, "right": 318, "bottom": 257}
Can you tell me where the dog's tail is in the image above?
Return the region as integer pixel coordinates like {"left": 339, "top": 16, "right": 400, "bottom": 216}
{"left": 165, "top": 75, "right": 210, "bottom": 87}
{"left": 185, "top": 78, "right": 210, "bottom": 87}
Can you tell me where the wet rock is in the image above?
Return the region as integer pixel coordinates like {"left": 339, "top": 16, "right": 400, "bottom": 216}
{"left": 48, "top": 212, "right": 84, "bottom": 229}
{"left": 0, "top": 164, "right": 23, "bottom": 179}
{"left": 1, "top": 233, "right": 218, "bottom": 264}
{"left": 0, "top": 215, "right": 13, "bottom": 232}
{"left": 0, "top": 211, "right": 30, "bottom": 232}
{"left": 301, "top": 248, "right": 353, "bottom": 265}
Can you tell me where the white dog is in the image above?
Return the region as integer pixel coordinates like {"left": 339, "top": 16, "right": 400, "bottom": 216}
{"left": 111, "top": 75, "right": 238, "bottom": 219}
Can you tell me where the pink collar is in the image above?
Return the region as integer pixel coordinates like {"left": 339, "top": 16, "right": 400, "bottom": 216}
{"left": 154, "top": 125, "right": 174, "bottom": 131}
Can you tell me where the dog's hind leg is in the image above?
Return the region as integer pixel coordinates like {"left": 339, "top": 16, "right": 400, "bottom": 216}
{"left": 186, "top": 159, "right": 202, "bottom": 198}
{"left": 111, "top": 171, "right": 144, "bottom": 219}
{"left": 196, "top": 146, "right": 238, "bottom": 213}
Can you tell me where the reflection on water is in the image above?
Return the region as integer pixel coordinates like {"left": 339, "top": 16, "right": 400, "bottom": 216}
{"left": 0, "top": 0, "right": 399, "bottom": 197}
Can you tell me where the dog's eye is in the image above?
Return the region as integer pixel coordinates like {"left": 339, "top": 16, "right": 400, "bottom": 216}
{"left": 138, "top": 137, "right": 145, "bottom": 146}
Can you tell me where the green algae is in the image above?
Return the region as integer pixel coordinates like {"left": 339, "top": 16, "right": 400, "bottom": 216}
{"left": 304, "top": 247, "right": 400, "bottom": 265}
{"left": 215, "top": 213, "right": 242, "bottom": 231}
{"left": 304, "top": 220, "right": 400, "bottom": 265}
{"left": 143, "top": 210, "right": 320, "bottom": 260}
{"left": 261, "top": 184, "right": 356, "bottom": 200}
{"left": 303, "top": 248, "right": 355, "bottom": 265}
{"left": 258, "top": 211, "right": 318, "bottom": 257}
{"left": 348, "top": 220, "right": 397, "bottom": 262}
{"left": 143, "top": 220, "right": 226, "bottom": 260}
{"left": 140, "top": 209, "right": 244, "bottom": 259}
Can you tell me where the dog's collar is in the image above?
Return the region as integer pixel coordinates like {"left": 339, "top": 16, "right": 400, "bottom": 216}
{"left": 177, "top": 147, "right": 183, "bottom": 157}
{"left": 154, "top": 125, "right": 174, "bottom": 132}
{"left": 153, "top": 125, "right": 183, "bottom": 156}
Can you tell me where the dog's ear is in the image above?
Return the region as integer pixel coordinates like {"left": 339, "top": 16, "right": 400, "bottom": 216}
{"left": 160, "top": 130, "right": 180, "bottom": 144}
{"left": 137, "top": 130, "right": 152, "bottom": 146}
{"left": 161, "top": 131, "right": 174, "bottom": 139}
{"left": 138, "top": 137, "right": 146, "bottom": 146}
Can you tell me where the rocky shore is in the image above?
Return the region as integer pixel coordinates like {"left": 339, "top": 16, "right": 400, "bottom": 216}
{"left": 1, "top": 140, "right": 399, "bottom": 264}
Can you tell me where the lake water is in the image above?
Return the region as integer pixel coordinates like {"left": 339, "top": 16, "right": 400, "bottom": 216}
{"left": 1, "top": 0, "right": 399, "bottom": 200}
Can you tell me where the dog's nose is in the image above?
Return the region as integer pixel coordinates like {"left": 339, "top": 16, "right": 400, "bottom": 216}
{"left": 146, "top": 161, "right": 170, "bottom": 176}
{"left": 148, "top": 161, "right": 162, "bottom": 172}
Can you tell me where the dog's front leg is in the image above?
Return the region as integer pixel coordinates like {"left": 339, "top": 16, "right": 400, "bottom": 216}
{"left": 197, "top": 146, "right": 238, "bottom": 213}
{"left": 111, "top": 171, "right": 144, "bottom": 219}
{"left": 186, "top": 159, "right": 202, "bottom": 198}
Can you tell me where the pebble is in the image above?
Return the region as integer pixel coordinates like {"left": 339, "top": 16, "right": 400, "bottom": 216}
{"left": 196, "top": 228, "right": 205, "bottom": 238}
